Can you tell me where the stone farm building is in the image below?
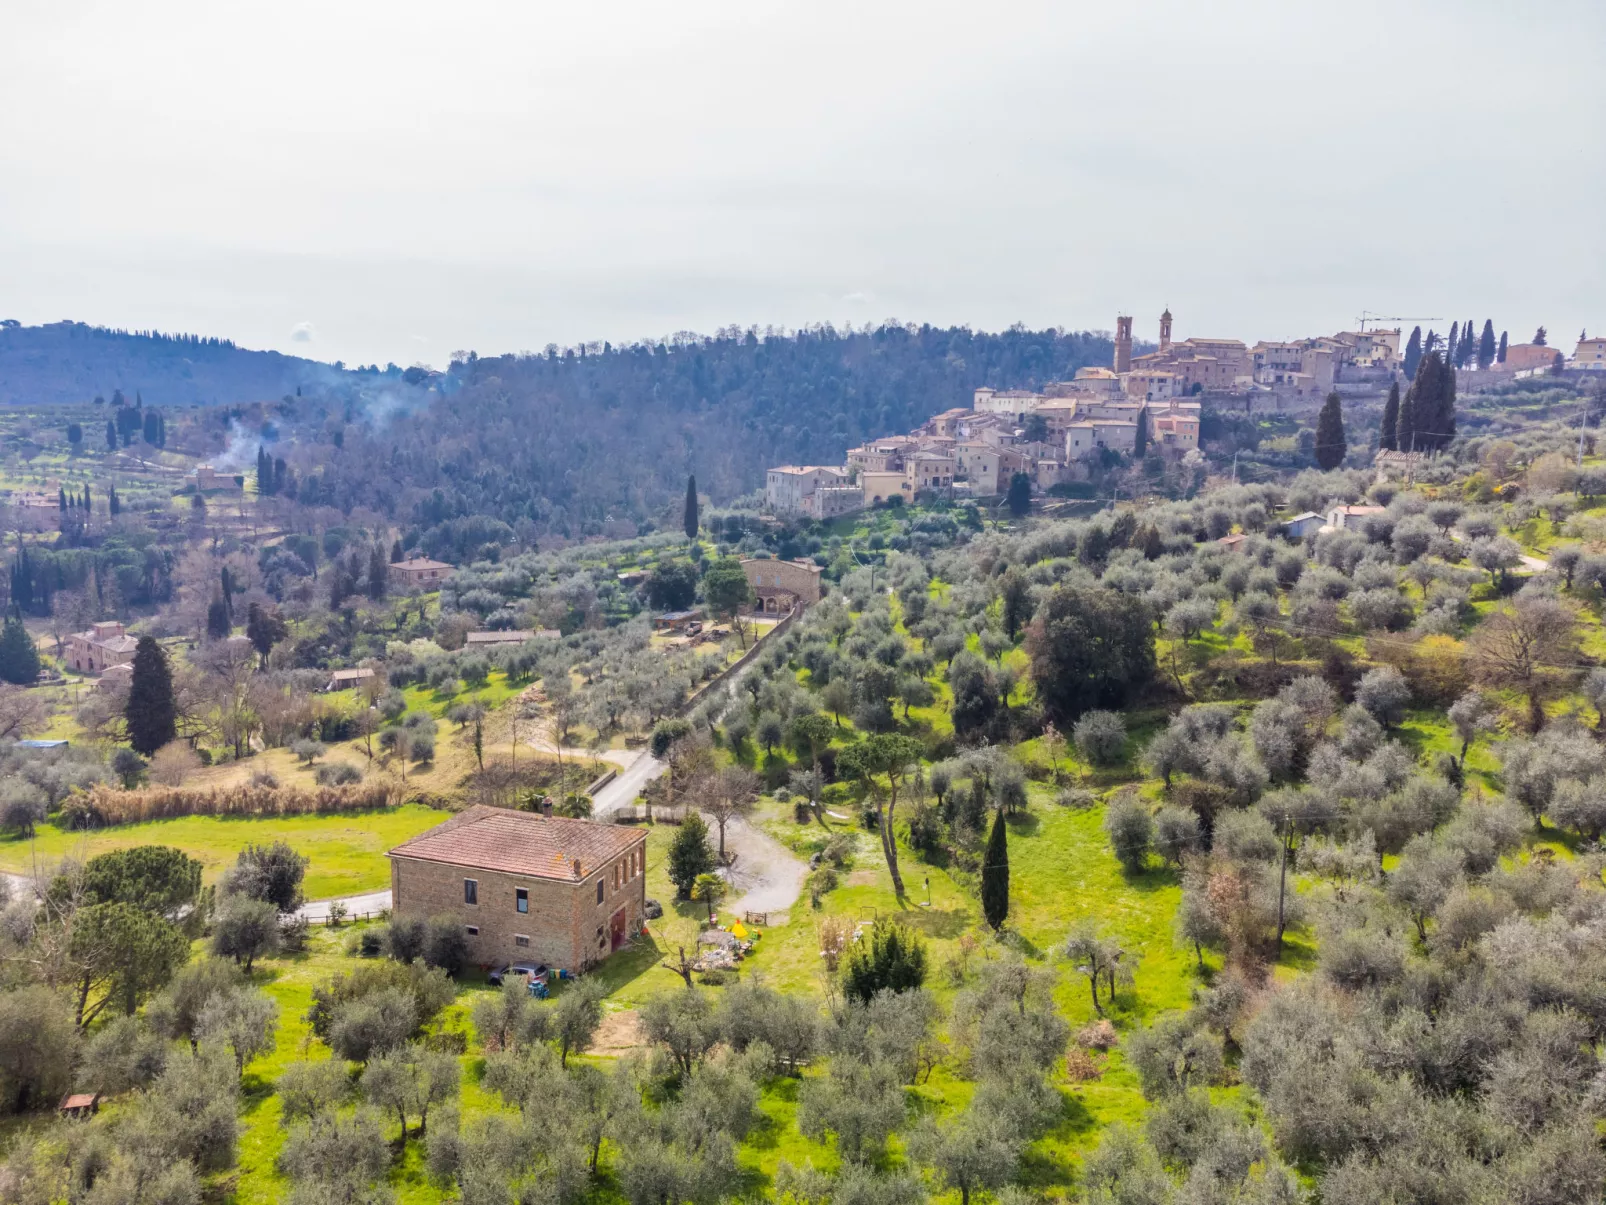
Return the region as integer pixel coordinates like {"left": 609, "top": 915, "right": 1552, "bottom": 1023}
{"left": 465, "top": 629, "right": 560, "bottom": 646}
{"left": 740, "top": 557, "right": 823, "bottom": 614}
{"left": 387, "top": 805, "right": 648, "bottom": 972}
{"left": 65, "top": 621, "right": 138, "bottom": 674}
{"left": 389, "top": 557, "right": 453, "bottom": 589}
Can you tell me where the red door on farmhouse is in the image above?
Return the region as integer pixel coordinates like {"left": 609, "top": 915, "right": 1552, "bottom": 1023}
{"left": 609, "top": 906, "right": 628, "bottom": 950}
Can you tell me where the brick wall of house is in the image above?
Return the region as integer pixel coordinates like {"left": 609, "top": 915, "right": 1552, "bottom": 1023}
{"left": 390, "top": 837, "right": 647, "bottom": 971}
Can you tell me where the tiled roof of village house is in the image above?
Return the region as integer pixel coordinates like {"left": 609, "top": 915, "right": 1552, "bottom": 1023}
{"left": 394, "top": 557, "right": 452, "bottom": 570}
{"left": 389, "top": 805, "right": 644, "bottom": 882}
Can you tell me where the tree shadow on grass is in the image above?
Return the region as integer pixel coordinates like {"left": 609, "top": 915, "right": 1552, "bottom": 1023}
{"left": 901, "top": 907, "right": 972, "bottom": 940}
{"left": 1005, "top": 811, "right": 1041, "bottom": 838}
{"left": 1119, "top": 865, "right": 1180, "bottom": 895}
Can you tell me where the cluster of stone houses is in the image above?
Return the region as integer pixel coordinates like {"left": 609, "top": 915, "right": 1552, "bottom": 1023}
{"left": 764, "top": 311, "right": 1605, "bottom": 519}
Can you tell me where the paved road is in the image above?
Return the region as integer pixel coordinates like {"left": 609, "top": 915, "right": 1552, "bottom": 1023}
{"left": 298, "top": 888, "right": 390, "bottom": 922}
{"left": 590, "top": 751, "right": 667, "bottom": 819}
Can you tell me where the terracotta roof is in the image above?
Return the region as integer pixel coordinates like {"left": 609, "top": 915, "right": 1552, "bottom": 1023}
{"left": 393, "top": 557, "right": 452, "bottom": 571}
{"left": 465, "top": 630, "right": 559, "bottom": 644}
{"left": 389, "top": 805, "right": 645, "bottom": 881}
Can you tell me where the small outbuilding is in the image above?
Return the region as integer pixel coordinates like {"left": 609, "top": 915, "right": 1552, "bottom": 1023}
{"left": 1282, "top": 512, "right": 1324, "bottom": 539}
{"left": 325, "top": 667, "right": 376, "bottom": 692}
{"left": 59, "top": 1093, "right": 100, "bottom": 1118}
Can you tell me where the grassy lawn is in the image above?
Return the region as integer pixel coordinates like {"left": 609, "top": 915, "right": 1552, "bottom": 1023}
{"left": 0, "top": 805, "right": 449, "bottom": 900}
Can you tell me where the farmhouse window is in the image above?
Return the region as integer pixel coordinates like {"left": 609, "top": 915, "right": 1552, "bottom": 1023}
{"left": 464, "top": 879, "right": 478, "bottom": 905}
{"left": 516, "top": 888, "right": 529, "bottom": 914}
{"left": 515, "top": 934, "right": 530, "bottom": 947}
{"left": 596, "top": 879, "right": 605, "bottom": 905}
{"left": 465, "top": 925, "right": 479, "bottom": 936}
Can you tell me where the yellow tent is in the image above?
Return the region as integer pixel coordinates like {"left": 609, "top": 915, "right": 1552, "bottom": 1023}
{"left": 730, "top": 921, "right": 750, "bottom": 940}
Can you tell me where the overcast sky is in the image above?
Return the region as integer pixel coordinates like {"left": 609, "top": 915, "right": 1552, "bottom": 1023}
{"left": 1, "top": 0, "right": 1600, "bottom": 367}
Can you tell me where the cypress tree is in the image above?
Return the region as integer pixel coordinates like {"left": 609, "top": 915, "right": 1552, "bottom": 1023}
{"left": 256, "top": 447, "right": 272, "bottom": 496}
{"left": 109, "top": 485, "right": 120, "bottom": 517}
{"left": 206, "top": 599, "right": 231, "bottom": 640}
{"left": 1132, "top": 405, "right": 1148, "bottom": 458}
{"left": 58, "top": 488, "right": 66, "bottom": 513}
{"left": 1478, "top": 320, "right": 1496, "bottom": 369}
{"left": 125, "top": 635, "right": 176, "bottom": 756}
{"left": 1498, "top": 331, "right": 1508, "bottom": 363}
{"left": 367, "top": 544, "right": 388, "bottom": 600}
{"left": 1314, "top": 392, "right": 1347, "bottom": 470}
{"left": 83, "top": 485, "right": 91, "bottom": 513}
{"left": 981, "top": 807, "right": 1010, "bottom": 931}
{"left": 1403, "top": 326, "right": 1423, "bottom": 380}
{"left": 1398, "top": 376, "right": 1420, "bottom": 453}
{"left": 683, "top": 475, "right": 699, "bottom": 542}
{"left": 0, "top": 609, "right": 41, "bottom": 686}
{"left": 1447, "top": 322, "right": 1459, "bottom": 368}
{"left": 1380, "top": 381, "right": 1400, "bottom": 451}
{"left": 105, "top": 419, "right": 117, "bottom": 451}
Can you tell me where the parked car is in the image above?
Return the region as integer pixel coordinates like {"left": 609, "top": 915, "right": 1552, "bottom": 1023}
{"left": 644, "top": 898, "right": 663, "bottom": 920}
{"left": 488, "top": 962, "right": 551, "bottom": 987}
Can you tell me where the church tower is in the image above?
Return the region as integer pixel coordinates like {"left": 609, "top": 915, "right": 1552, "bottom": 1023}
{"left": 1114, "top": 315, "right": 1133, "bottom": 373}
{"left": 1159, "top": 307, "right": 1173, "bottom": 351}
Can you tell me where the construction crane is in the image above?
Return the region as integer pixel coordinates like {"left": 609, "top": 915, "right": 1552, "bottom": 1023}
{"left": 1355, "top": 311, "right": 1442, "bottom": 332}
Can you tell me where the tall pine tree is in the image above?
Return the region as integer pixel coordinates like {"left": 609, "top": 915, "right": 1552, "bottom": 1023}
{"left": 1478, "top": 320, "right": 1496, "bottom": 370}
{"left": 0, "top": 608, "right": 41, "bottom": 686}
{"left": 1498, "top": 331, "right": 1508, "bottom": 363}
{"left": 981, "top": 807, "right": 1010, "bottom": 931}
{"left": 1132, "top": 405, "right": 1148, "bottom": 457}
{"left": 1314, "top": 392, "right": 1347, "bottom": 470}
{"left": 105, "top": 419, "right": 117, "bottom": 452}
{"left": 1447, "top": 322, "right": 1459, "bottom": 368}
{"left": 125, "top": 636, "right": 176, "bottom": 756}
{"left": 683, "top": 475, "right": 699, "bottom": 542}
{"left": 1380, "top": 381, "right": 1400, "bottom": 451}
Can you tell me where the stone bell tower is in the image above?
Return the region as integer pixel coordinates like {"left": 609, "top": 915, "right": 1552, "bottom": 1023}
{"left": 1159, "top": 307, "right": 1173, "bottom": 351}
{"left": 1114, "top": 315, "right": 1133, "bottom": 373}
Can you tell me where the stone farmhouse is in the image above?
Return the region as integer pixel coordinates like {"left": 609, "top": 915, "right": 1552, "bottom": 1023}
{"left": 193, "top": 466, "right": 244, "bottom": 495}
{"left": 65, "top": 621, "right": 138, "bottom": 674}
{"left": 388, "top": 805, "right": 648, "bottom": 972}
{"left": 740, "top": 557, "right": 823, "bottom": 614}
{"left": 389, "top": 556, "right": 453, "bottom": 590}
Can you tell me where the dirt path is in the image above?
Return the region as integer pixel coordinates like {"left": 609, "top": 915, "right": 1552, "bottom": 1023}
{"left": 717, "top": 813, "right": 807, "bottom": 915}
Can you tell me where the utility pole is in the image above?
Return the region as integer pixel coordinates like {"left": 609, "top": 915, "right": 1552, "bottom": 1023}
{"left": 1276, "top": 815, "right": 1291, "bottom": 949}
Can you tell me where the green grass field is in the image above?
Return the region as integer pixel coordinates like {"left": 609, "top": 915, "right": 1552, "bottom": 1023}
{"left": 0, "top": 805, "right": 449, "bottom": 901}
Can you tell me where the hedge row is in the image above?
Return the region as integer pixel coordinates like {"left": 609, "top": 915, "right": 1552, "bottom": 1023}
{"left": 62, "top": 781, "right": 404, "bottom": 827}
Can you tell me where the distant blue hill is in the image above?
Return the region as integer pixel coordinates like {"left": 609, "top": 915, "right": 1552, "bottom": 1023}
{"left": 0, "top": 320, "right": 352, "bottom": 407}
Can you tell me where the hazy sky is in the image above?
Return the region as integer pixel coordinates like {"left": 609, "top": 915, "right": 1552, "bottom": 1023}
{"left": 2, "top": 1, "right": 1601, "bottom": 367}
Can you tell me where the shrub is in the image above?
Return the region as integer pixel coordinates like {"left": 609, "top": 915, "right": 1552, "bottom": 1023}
{"left": 65, "top": 781, "right": 400, "bottom": 826}
{"left": 314, "top": 761, "right": 363, "bottom": 786}
{"left": 842, "top": 919, "right": 928, "bottom": 1004}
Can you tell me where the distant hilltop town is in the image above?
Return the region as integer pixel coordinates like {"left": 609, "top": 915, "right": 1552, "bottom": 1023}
{"left": 764, "top": 310, "right": 1605, "bottom": 517}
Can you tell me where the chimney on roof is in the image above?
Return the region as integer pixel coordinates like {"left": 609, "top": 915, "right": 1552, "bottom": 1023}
{"left": 541, "top": 798, "right": 553, "bottom": 817}
{"left": 571, "top": 858, "right": 582, "bottom": 879}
